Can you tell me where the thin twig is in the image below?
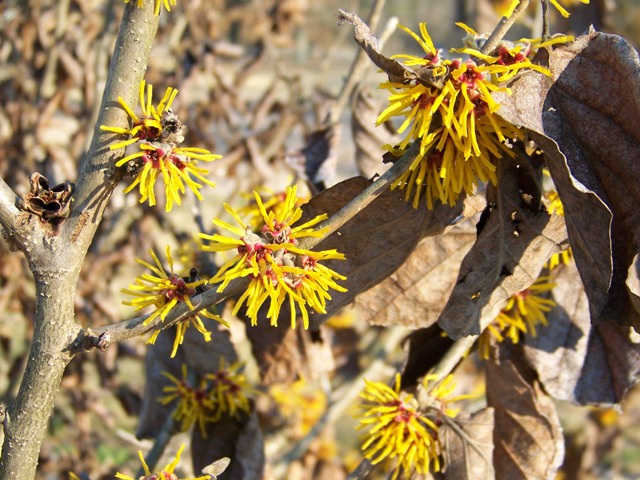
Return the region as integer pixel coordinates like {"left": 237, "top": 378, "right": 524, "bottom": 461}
{"left": 71, "top": 276, "right": 249, "bottom": 352}
{"left": 74, "top": 138, "right": 420, "bottom": 352}
{"left": 541, "top": 0, "right": 550, "bottom": 40}
{"left": 480, "top": 0, "right": 531, "bottom": 56}
{"left": 328, "top": 0, "right": 387, "bottom": 125}
{"left": 425, "top": 335, "right": 478, "bottom": 392}
{"left": 298, "top": 141, "right": 420, "bottom": 250}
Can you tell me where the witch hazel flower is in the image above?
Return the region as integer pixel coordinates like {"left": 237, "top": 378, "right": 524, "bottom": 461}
{"left": 200, "top": 185, "right": 346, "bottom": 329}
{"left": 101, "top": 80, "right": 220, "bottom": 211}
{"left": 121, "top": 246, "right": 229, "bottom": 357}
{"left": 356, "top": 374, "right": 442, "bottom": 479}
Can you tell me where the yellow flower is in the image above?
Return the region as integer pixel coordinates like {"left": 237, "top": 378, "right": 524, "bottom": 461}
{"left": 159, "top": 361, "right": 255, "bottom": 438}
{"left": 478, "top": 276, "right": 556, "bottom": 359}
{"left": 159, "top": 364, "right": 215, "bottom": 437}
{"left": 116, "top": 142, "right": 219, "bottom": 212}
{"left": 200, "top": 185, "right": 347, "bottom": 328}
{"left": 356, "top": 374, "right": 441, "bottom": 480}
{"left": 378, "top": 23, "right": 531, "bottom": 210}
{"left": 115, "top": 444, "right": 210, "bottom": 480}
{"left": 101, "top": 80, "right": 181, "bottom": 148}
{"left": 124, "top": 0, "right": 177, "bottom": 16}
{"left": 270, "top": 377, "right": 327, "bottom": 437}
{"left": 237, "top": 186, "right": 310, "bottom": 232}
{"left": 502, "top": 0, "right": 589, "bottom": 18}
{"left": 102, "top": 80, "right": 220, "bottom": 211}
{"left": 205, "top": 358, "right": 256, "bottom": 420}
{"left": 121, "top": 246, "right": 229, "bottom": 358}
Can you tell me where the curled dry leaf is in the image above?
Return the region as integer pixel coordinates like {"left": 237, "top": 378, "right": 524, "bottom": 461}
{"left": 298, "top": 176, "right": 463, "bottom": 329}
{"left": 438, "top": 158, "right": 567, "bottom": 339}
{"left": 441, "top": 408, "right": 495, "bottom": 480}
{"left": 525, "top": 261, "right": 640, "bottom": 405}
{"left": 486, "top": 346, "right": 564, "bottom": 480}
{"left": 494, "top": 29, "right": 640, "bottom": 330}
{"left": 401, "top": 324, "right": 455, "bottom": 388}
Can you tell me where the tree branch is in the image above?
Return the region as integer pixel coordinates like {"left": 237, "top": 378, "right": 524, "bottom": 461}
{"left": 480, "top": 0, "right": 531, "bottom": 56}
{"left": 70, "top": 277, "right": 249, "bottom": 353}
{"left": 0, "top": 178, "right": 20, "bottom": 232}
{"left": 73, "top": 142, "right": 422, "bottom": 353}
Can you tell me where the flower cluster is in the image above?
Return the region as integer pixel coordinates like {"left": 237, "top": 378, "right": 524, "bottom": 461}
{"left": 378, "top": 23, "right": 529, "bottom": 209}
{"left": 160, "top": 360, "right": 255, "bottom": 437}
{"left": 377, "top": 21, "right": 574, "bottom": 209}
{"left": 101, "top": 80, "right": 220, "bottom": 211}
{"left": 356, "top": 374, "right": 441, "bottom": 479}
{"left": 502, "top": 0, "right": 590, "bottom": 18}
{"left": 200, "top": 185, "right": 347, "bottom": 329}
{"left": 115, "top": 444, "right": 210, "bottom": 480}
{"left": 121, "top": 246, "right": 229, "bottom": 358}
{"left": 478, "top": 275, "right": 557, "bottom": 359}
{"left": 124, "top": 0, "right": 177, "bottom": 16}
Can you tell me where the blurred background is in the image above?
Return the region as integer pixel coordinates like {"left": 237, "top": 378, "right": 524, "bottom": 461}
{"left": 1, "top": 0, "right": 639, "bottom": 478}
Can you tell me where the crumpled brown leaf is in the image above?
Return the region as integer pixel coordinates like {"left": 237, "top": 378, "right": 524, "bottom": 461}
{"left": 486, "top": 345, "right": 564, "bottom": 480}
{"left": 298, "top": 176, "right": 463, "bottom": 329}
{"left": 244, "top": 321, "right": 335, "bottom": 385}
{"left": 525, "top": 261, "right": 640, "bottom": 405}
{"left": 441, "top": 408, "right": 495, "bottom": 480}
{"left": 494, "top": 29, "right": 640, "bottom": 330}
{"left": 438, "top": 157, "right": 567, "bottom": 339}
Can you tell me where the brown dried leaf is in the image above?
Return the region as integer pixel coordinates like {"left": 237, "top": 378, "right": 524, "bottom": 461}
{"left": 442, "top": 408, "right": 495, "bottom": 480}
{"left": 355, "top": 220, "right": 476, "bottom": 329}
{"left": 299, "top": 176, "right": 463, "bottom": 329}
{"left": 351, "top": 85, "right": 397, "bottom": 178}
{"left": 136, "top": 325, "right": 237, "bottom": 439}
{"left": 525, "top": 261, "right": 640, "bottom": 405}
{"left": 486, "top": 347, "right": 564, "bottom": 480}
{"left": 191, "top": 410, "right": 264, "bottom": 480}
{"left": 494, "top": 30, "right": 640, "bottom": 330}
{"left": 438, "top": 158, "right": 567, "bottom": 339}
